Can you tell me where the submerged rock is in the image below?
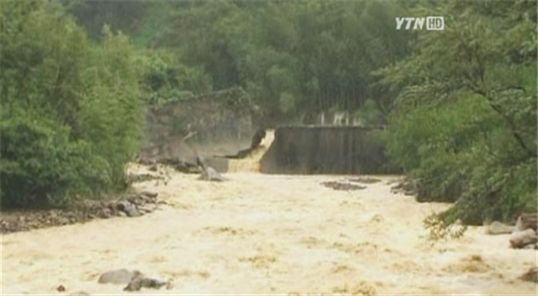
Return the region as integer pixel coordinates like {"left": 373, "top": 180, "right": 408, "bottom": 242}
{"left": 321, "top": 181, "right": 365, "bottom": 191}
{"left": 485, "top": 221, "right": 514, "bottom": 235}
{"left": 116, "top": 201, "right": 140, "bottom": 217}
{"left": 199, "top": 167, "right": 227, "bottom": 182}
{"left": 349, "top": 177, "right": 381, "bottom": 184}
{"left": 98, "top": 269, "right": 142, "bottom": 285}
{"left": 140, "top": 190, "right": 159, "bottom": 198}
{"left": 519, "top": 267, "right": 538, "bottom": 283}
{"left": 123, "top": 273, "right": 170, "bottom": 292}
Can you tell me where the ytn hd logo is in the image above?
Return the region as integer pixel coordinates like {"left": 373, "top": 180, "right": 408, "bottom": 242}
{"left": 395, "top": 17, "right": 445, "bottom": 31}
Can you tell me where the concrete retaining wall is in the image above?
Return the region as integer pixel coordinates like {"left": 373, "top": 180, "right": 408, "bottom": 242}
{"left": 260, "top": 126, "right": 395, "bottom": 174}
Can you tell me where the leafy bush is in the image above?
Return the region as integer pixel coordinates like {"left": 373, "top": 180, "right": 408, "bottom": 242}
{"left": 381, "top": 1, "right": 537, "bottom": 225}
{"left": 387, "top": 92, "right": 536, "bottom": 224}
{"left": 387, "top": 95, "right": 492, "bottom": 202}
{"left": 141, "top": 49, "right": 212, "bottom": 106}
{"left": 0, "top": 1, "right": 145, "bottom": 207}
{"left": 0, "top": 114, "right": 111, "bottom": 207}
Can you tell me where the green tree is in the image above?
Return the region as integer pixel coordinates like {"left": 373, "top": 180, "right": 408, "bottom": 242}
{"left": 1, "top": 1, "right": 145, "bottom": 207}
{"left": 381, "top": 0, "right": 537, "bottom": 224}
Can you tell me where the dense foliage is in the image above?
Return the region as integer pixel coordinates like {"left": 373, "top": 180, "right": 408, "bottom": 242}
{"left": 381, "top": 0, "right": 537, "bottom": 224}
{"left": 1, "top": 1, "right": 145, "bottom": 207}
{"left": 69, "top": 0, "right": 414, "bottom": 123}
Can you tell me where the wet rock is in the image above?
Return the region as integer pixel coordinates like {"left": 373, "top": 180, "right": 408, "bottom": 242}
{"left": 485, "top": 221, "right": 514, "bottom": 235}
{"left": 123, "top": 273, "right": 169, "bottom": 292}
{"left": 0, "top": 190, "right": 163, "bottom": 233}
{"left": 390, "top": 179, "right": 416, "bottom": 196}
{"left": 165, "top": 281, "right": 174, "bottom": 289}
{"left": 148, "top": 164, "right": 158, "bottom": 172}
{"left": 128, "top": 197, "right": 144, "bottom": 206}
{"left": 519, "top": 267, "right": 538, "bottom": 282}
{"left": 140, "top": 190, "right": 158, "bottom": 198}
{"left": 349, "top": 177, "right": 381, "bottom": 184}
{"left": 522, "top": 243, "right": 538, "bottom": 250}
{"left": 58, "top": 217, "right": 70, "bottom": 225}
{"left": 199, "top": 167, "right": 227, "bottom": 182}
{"left": 116, "top": 201, "right": 140, "bottom": 217}
{"left": 509, "top": 229, "right": 537, "bottom": 249}
{"left": 515, "top": 213, "right": 538, "bottom": 232}
{"left": 127, "top": 173, "right": 164, "bottom": 184}
{"left": 137, "top": 205, "right": 155, "bottom": 214}
{"left": 98, "top": 269, "right": 142, "bottom": 285}
{"left": 321, "top": 181, "right": 365, "bottom": 191}
{"left": 98, "top": 208, "right": 112, "bottom": 219}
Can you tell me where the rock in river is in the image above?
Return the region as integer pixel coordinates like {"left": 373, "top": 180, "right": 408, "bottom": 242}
{"left": 485, "top": 221, "right": 513, "bottom": 235}
{"left": 98, "top": 269, "right": 142, "bottom": 285}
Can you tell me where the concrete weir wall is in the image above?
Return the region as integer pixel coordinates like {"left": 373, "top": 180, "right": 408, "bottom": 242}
{"left": 260, "top": 126, "right": 393, "bottom": 174}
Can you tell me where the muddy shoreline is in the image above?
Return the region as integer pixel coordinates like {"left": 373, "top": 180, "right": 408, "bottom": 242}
{"left": 0, "top": 188, "right": 165, "bottom": 234}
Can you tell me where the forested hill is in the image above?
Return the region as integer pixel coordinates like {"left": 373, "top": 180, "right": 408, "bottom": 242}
{"left": 1, "top": 0, "right": 536, "bottom": 226}
{"left": 67, "top": 0, "right": 413, "bottom": 123}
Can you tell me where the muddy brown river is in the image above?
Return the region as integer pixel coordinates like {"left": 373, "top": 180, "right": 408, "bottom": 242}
{"left": 1, "top": 163, "right": 536, "bottom": 295}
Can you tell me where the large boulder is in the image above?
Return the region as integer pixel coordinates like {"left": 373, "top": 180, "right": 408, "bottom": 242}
{"left": 509, "top": 229, "right": 537, "bottom": 248}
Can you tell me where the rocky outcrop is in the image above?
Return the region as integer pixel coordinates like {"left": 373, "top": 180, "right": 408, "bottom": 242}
{"left": 141, "top": 88, "right": 258, "bottom": 167}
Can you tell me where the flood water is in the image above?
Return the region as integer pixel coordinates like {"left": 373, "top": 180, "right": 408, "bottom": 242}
{"left": 1, "top": 163, "right": 536, "bottom": 295}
